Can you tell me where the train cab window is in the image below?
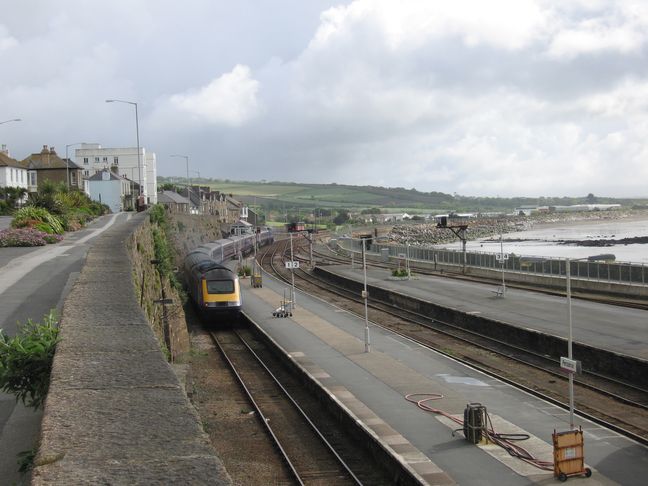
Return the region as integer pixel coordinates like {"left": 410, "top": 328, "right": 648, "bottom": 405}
{"left": 207, "top": 280, "right": 235, "bottom": 294}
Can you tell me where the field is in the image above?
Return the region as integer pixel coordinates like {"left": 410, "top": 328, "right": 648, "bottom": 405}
{"left": 158, "top": 177, "right": 646, "bottom": 213}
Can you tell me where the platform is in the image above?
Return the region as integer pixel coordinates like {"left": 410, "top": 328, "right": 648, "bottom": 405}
{"left": 320, "top": 264, "right": 648, "bottom": 361}
{"left": 240, "top": 269, "right": 648, "bottom": 485}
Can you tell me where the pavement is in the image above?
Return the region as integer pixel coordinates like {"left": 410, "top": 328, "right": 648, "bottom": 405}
{"left": 0, "top": 213, "right": 132, "bottom": 484}
{"left": 240, "top": 266, "right": 648, "bottom": 485}
{"left": 0, "top": 216, "right": 11, "bottom": 231}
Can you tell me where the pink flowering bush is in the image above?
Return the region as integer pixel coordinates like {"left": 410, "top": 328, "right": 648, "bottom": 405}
{"left": 0, "top": 228, "right": 63, "bottom": 247}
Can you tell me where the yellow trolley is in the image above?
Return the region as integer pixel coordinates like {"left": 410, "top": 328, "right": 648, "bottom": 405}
{"left": 553, "top": 428, "right": 592, "bottom": 482}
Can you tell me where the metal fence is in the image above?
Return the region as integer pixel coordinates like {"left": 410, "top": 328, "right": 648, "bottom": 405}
{"left": 337, "top": 238, "right": 648, "bottom": 286}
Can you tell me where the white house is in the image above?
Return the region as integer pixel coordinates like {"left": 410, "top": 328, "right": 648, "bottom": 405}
{"left": 0, "top": 146, "right": 28, "bottom": 202}
{"left": 75, "top": 143, "right": 157, "bottom": 205}
{"left": 87, "top": 169, "right": 132, "bottom": 213}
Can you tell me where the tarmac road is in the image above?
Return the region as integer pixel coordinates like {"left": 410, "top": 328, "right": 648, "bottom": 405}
{"left": 0, "top": 212, "right": 133, "bottom": 484}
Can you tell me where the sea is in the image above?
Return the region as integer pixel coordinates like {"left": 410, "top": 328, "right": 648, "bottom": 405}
{"left": 436, "top": 217, "right": 648, "bottom": 264}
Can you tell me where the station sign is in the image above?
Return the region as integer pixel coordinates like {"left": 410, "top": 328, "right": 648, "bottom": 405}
{"left": 560, "top": 357, "right": 581, "bottom": 374}
{"left": 285, "top": 261, "right": 300, "bottom": 269}
{"left": 496, "top": 253, "right": 509, "bottom": 261}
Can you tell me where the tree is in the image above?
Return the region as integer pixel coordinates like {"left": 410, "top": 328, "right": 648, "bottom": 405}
{"left": 333, "top": 209, "right": 350, "bottom": 225}
{"left": 361, "top": 207, "right": 381, "bottom": 215}
{"left": 586, "top": 193, "right": 597, "bottom": 204}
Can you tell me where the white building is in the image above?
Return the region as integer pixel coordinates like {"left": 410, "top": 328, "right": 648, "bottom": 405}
{"left": 75, "top": 143, "right": 157, "bottom": 205}
{"left": 0, "top": 145, "right": 28, "bottom": 201}
{"left": 87, "top": 169, "right": 132, "bottom": 213}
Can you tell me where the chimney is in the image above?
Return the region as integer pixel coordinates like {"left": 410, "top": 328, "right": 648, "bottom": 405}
{"left": 50, "top": 146, "right": 57, "bottom": 155}
{"left": 1, "top": 144, "right": 7, "bottom": 155}
{"left": 41, "top": 145, "right": 50, "bottom": 154}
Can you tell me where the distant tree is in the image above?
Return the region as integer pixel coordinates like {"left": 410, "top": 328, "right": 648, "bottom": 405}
{"left": 586, "top": 193, "right": 598, "bottom": 204}
{"left": 159, "top": 183, "right": 177, "bottom": 192}
{"left": 333, "top": 209, "right": 350, "bottom": 225}
{"left": 361, "top": 207, "right": 381, "bottom": 215}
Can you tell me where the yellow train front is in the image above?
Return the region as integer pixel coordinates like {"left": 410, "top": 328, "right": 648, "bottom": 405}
{"left": 184, "top": 251, "right": 241, "bottom": 318}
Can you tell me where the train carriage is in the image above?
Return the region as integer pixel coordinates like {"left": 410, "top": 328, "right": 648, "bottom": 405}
{"left": 183, "top": 226, "right": 274, "bottom": 322}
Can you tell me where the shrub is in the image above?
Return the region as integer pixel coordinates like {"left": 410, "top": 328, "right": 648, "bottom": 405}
{"left": 0, "top": 228, "right": 62, "bottom": 247}
{"left": 392, "top": 268, "right": 410, "bottom": 277}
{"left": 238, "top": 265, "right": 252, "bottom": 277}
{"left": 0, "top": 228, "right": 47, "bottom": 247}
{"left": 0, "top": 310, "right": 60, "bottom": 409}
{"left": 12, "top": 207, "right": 64, "bottom": 234}
{"left": 149, "top": 204, "right": 166, "bottom": 226}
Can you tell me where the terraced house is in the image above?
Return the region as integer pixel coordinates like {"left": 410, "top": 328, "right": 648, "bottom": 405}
{"left": 19, "top": 145, "right": 85, "bottom": 192}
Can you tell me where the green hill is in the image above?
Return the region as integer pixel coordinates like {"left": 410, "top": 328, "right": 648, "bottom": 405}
{"left": 157, "top": 177, "right": 645, "bottom": 213}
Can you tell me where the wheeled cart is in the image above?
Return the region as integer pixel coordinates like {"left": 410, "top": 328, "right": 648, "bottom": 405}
{"left": 553, "top": 428, "right": 592, "bottom": 482}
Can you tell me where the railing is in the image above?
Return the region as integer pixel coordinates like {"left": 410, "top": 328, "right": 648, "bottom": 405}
{"left": 337, "top": 238, "right": 648, "bottom": 286}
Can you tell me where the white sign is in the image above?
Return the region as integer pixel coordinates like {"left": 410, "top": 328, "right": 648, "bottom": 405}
{"left": 560, "top": 357, "right": 580, "bottom": 373}
{"left": 496, "top": 253, "right": 509, "bottom": 261}
{"left": 285, "top": 261, "right": 300, "bottom": 269}
{"left": 398, "top": 253, "right": 406, "bottom": 259}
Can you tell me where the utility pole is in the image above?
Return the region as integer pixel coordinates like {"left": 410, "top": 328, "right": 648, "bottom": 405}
{"left": 290, "top": 232, "right": 296, "bottom": 310}
{"left": 362, "top": 238, "right": 371, "bottom": 353}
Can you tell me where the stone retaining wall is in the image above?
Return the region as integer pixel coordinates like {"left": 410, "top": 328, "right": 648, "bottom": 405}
{"left": 32, "top": 213, "right": 230, "bottom": 484}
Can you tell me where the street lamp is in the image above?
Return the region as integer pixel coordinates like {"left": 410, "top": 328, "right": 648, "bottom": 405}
{"left": 170, "top": 154, "right": 190, "bottom": 207}
{"left": 362, "top": 238, "right": 371, "bottom": 353}
{"left": 65, "top": 142, "right": 83, "bottom": 190}
{"left": 105, "top": 99, "right": 142, "bottom": 200}
{"left": 0, "top": 118, "right": 21, "bottom": 125}
{"left": 563, "top": 254, "right": 613, "bottom": 429}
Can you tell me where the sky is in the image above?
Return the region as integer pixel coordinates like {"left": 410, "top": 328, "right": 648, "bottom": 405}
{"left": 1, "top": 0, "right": 647, "bottom": 198}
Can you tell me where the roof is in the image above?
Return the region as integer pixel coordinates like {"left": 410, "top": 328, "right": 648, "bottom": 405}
{"left": 19, "top": 145, "right": 82, "bottom": 170}
{"left": 87, "top": 170, "right": 123, "bottom": 182}
{"left": 158, "top": 190, "right": 190, "bottom": 205}
{"left": 231, "top": 220, "right": 252, "bottom": 227}
{"left": 0, "top": 152, "right": 23, "bottom": 168}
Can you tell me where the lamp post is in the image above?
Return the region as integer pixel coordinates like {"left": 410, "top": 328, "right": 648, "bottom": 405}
{"left": 563, "top": 254, "right": 613, "bottom": 429}
{"left": 565, "top": 258, "right": 576, "bottom": 429}
{"left": 0, "top": 118, "right": 21, "bottom": 125}
{"left": 65, "top": 142, "right": 83, "bottom": 190}
{"left": 105, "top": 100, "right": 142, "bottom": 200}
{"left": 170, "top": 154, "right": 190, "bottom": 209}
{"left": 362, "top": 238, "right": 371, "bottom": 353}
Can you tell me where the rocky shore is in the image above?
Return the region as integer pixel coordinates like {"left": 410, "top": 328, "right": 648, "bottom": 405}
{"left": 386, "top": 209, "right": 647, "bottom": 247}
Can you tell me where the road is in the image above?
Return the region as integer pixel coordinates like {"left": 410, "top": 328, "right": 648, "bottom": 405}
{"left": 0, "top": 212, "right": 134, "bottom": 484}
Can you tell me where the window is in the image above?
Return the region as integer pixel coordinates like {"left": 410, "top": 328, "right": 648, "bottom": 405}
{"left": 206, "top": 280, "right": 235, "bottom": 294}
{"left": 21, "top": 171, "right": 24, "bottom": 184}
{"left": 29, "top": 171, "right": 37, "bottom": 186}
{"left": 113, "top": 156, "right": 119, "bottom": 165}
{"left": 83, "top": 157, "right": 89, "bottom": 165}
{"left": 102, "top": 156, "right": 108, "bottom": 163}
{"left": 94, "top": 157, "right": 100, "bottom": 163}
{"left": 84, "top": 170, "right": 90, "bottom": 176}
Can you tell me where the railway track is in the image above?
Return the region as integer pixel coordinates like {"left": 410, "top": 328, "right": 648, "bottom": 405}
{"left": 209, "top": 326, "right": 392, "bottom": 485}
{"left": 258, "top": 238, "right": 648, "bottom": 445}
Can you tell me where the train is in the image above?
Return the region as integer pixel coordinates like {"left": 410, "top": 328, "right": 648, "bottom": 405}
{"left": 184, "top": 226, "right": 274, "bottom": 318}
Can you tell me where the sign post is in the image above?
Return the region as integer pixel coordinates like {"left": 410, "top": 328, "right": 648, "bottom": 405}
{"left": 495, "top": 235, "right": 509, "bottom": 297}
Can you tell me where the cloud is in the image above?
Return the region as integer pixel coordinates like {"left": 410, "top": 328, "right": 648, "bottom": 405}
{"left": 0, "top": 25, "right": 18, "bottom": 51}
{"left": 3, "top": 1, "right": 648, "bottom": 197}
{"left": 165, "top": 65, "right": 261, "bottom": 126}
